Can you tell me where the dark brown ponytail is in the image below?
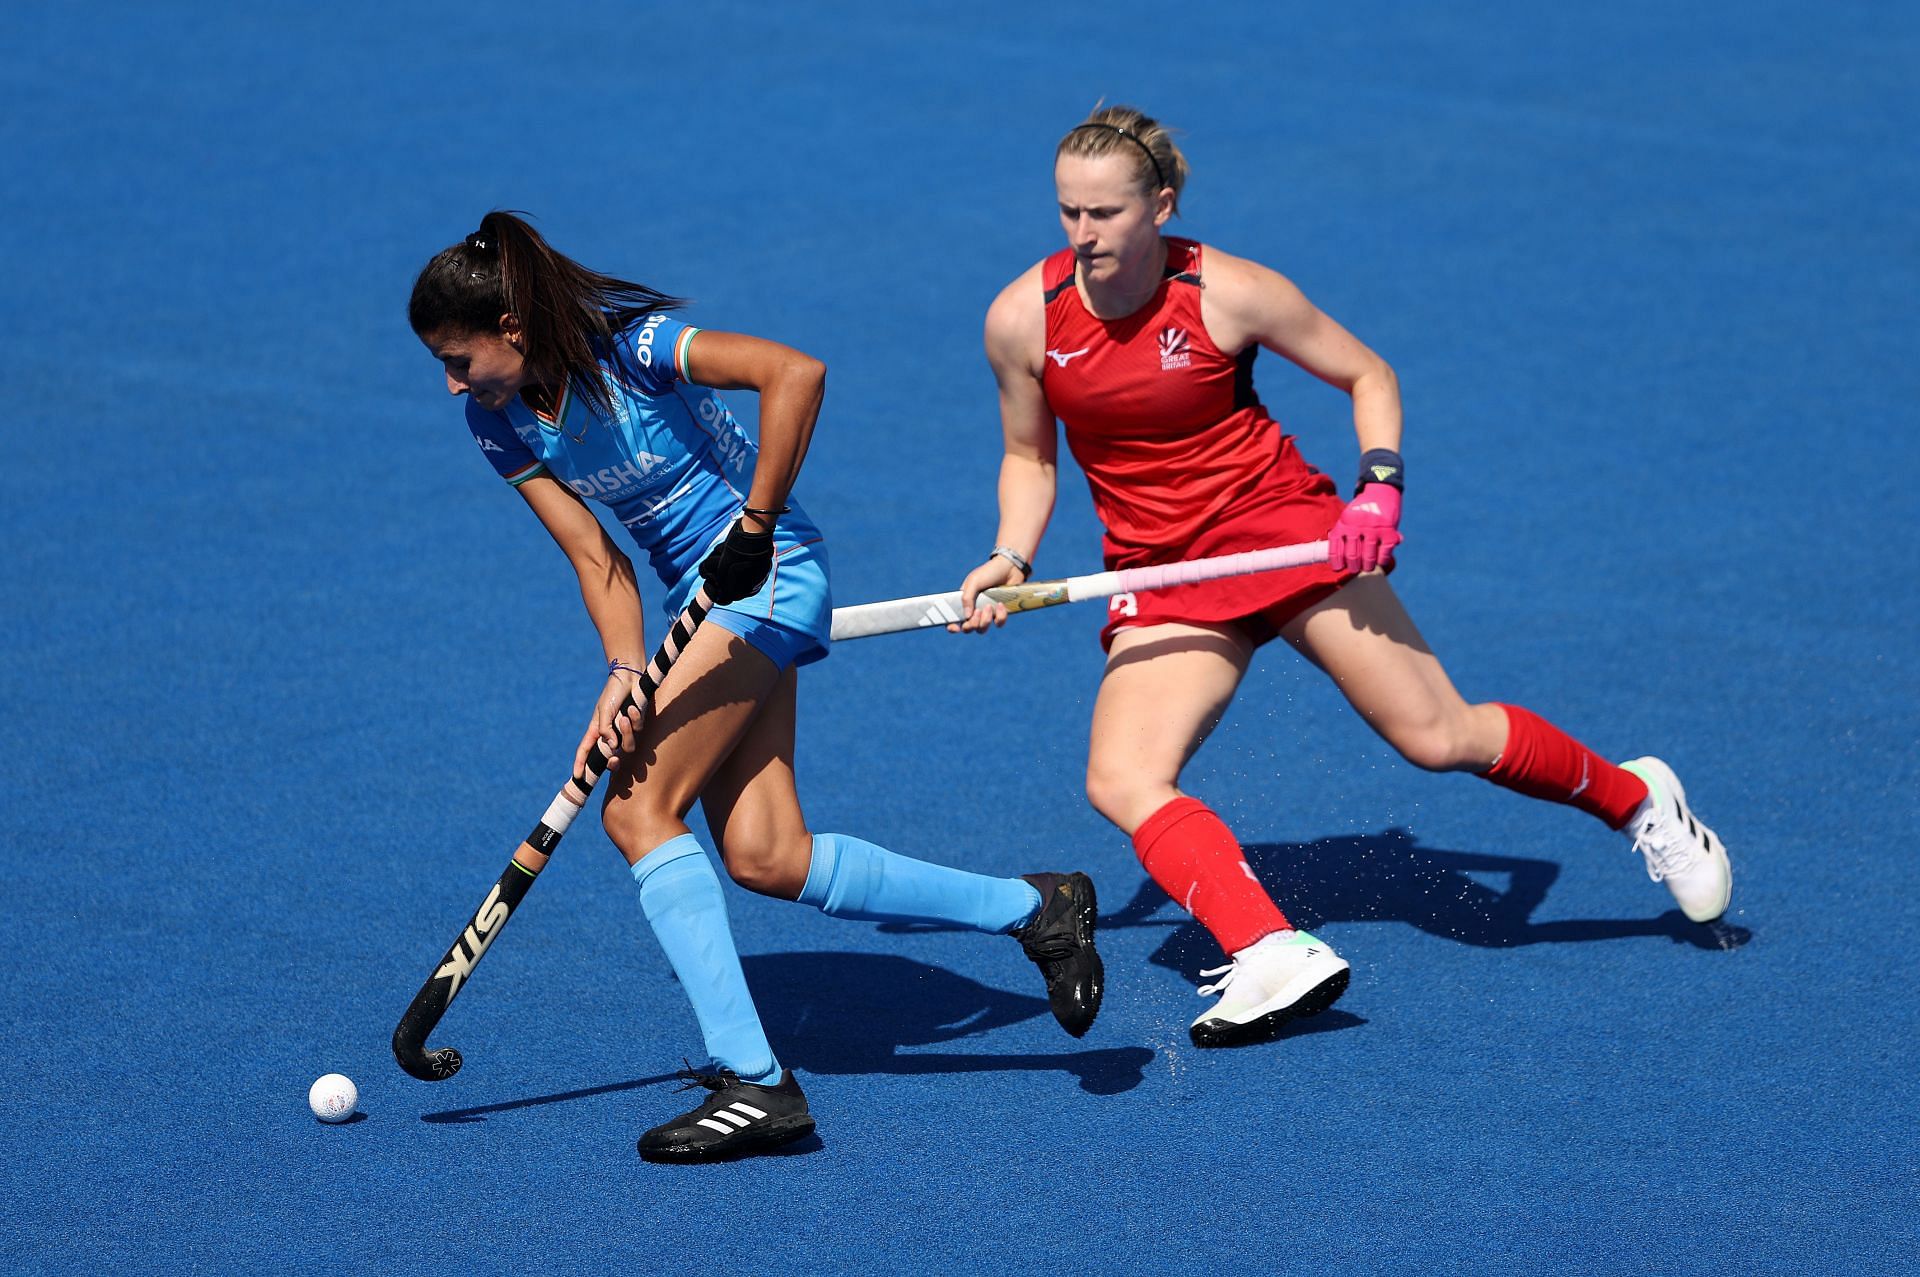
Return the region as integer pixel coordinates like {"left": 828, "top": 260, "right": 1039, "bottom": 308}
{"left": 408, "top": 211, "right": 684, "bottom": 418}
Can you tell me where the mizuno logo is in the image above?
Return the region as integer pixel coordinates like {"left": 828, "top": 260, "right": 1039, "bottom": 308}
{"left": 1046, "top": 348, "right": 1090, "bottom": 367}
{"left": 434, "top": 885, "right": 511, "bottom": 998}
{"left": 476, "top": 437, "right": 505, "bottom": 453}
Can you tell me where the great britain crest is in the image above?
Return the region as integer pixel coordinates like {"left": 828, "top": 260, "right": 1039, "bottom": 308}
{"left": 1158, "top": 326, "right": 1191, "bottom": 370}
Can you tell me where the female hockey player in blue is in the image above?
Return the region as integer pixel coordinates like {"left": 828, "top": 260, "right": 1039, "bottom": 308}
{"left": 409, "top": 211, "right": 1102, "bottom": 1163}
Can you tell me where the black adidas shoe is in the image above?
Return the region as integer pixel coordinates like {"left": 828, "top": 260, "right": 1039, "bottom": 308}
{"left": 1012, "top": 871, "right": 1104, "bottom": 1037}
{"left": 637, "top": 1067, "right": 816, "bottom": 1163}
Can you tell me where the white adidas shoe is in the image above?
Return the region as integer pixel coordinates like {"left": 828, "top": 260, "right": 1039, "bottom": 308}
{"left": 1189, "top": 930, "right": 1350, "bottom": 1048}
{"left": 1620, "top": 756, "right": 1732, "bottom": 923}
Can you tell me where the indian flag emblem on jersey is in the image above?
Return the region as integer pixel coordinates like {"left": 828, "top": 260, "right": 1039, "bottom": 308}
{"left": 1158, "top": 326, "right": 1191, "bottom": 370}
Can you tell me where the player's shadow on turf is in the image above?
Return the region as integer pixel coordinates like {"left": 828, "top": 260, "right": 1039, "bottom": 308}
{"left": 417, "top": 953, "right": 1146, "bottom": 1125}
{"left": 420, "top": 1072, "right": 829, "bottom": 1156}
{"left": 1119, "top": 829, "right": 1750, "bottom": 980}
{"left": 882, "top": 828, "right": 1747, "bottom": 957}
{"left": 740, "top": 952, "right": 1153, "bottom": 1096}
{"left": 421, "top": 1071, "right": 689, "bottom": 1124}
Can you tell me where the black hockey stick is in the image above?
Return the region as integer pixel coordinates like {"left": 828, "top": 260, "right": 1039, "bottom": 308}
{"left": 392, "top": 589, "right": 714, "bottom": 1081}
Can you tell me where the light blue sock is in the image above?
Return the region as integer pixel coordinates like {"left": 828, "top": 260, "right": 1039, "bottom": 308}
{"left": 630, "top": 834, "right": 781, "bottom": 1084}
{"left": 798, "top": 833, "right": 1043, "bottom": 934}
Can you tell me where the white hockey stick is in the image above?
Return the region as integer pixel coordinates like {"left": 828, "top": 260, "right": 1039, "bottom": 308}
{"left": 830, "top": 541, "right": 1331, "bottom": 640}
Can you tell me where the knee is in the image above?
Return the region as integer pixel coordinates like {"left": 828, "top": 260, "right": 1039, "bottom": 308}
{"left": 1084, "top": 759, "right": 1129, "bottom": 826}
{"left": 1382, "top": 709, "right": 1487, "bottom": 773}
{"left": 1085, "top": 759, "right": 1171, "bottom": 834}
{"left": 601, "top": 789, "right": 685, "bottom": 863}
{"left": 718, "top": 832, "right": 812, "bottom": 900}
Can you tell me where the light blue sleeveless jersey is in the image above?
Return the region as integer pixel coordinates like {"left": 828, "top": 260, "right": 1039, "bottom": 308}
{"left": 463, "top": 312, "right": 830, "bottom": 661}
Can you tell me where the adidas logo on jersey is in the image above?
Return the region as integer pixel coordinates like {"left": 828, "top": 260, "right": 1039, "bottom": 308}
{"left": 1158, "top": 327, "right": 1191, "bottom": 370}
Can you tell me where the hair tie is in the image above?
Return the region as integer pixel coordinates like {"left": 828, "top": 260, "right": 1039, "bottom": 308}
{"left": 1069, "top": 121, "right": 1168, "bottom": 192}
{"left": 466, "top": 233, "right": 491, "bottom": 253}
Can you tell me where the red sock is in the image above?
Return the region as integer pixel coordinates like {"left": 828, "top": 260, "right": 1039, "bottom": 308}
{"left": 1482, "top": 703, "right": 1648, "bottom": 829}
{"left": 1131, "top": 797, "right": 1290, "bottom": 954}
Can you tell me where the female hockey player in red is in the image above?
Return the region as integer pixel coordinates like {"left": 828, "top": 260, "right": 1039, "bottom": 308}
{"left": 953, "top": 106, "right": 1732, "bottom": 1047}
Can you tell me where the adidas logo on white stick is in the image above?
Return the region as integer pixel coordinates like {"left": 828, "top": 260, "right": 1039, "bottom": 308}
{"left": 917, "top": 598, "right": 966, "bottom": 627}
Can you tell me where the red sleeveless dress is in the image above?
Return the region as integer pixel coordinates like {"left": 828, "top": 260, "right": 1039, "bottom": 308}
{"left": 1041, "top": 238, "right": 1361, "bottom": 648}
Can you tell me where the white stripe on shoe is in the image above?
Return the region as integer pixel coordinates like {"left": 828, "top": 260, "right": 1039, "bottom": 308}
{"left": 691, "top": 1104, "right": 768, "bottom": 1137}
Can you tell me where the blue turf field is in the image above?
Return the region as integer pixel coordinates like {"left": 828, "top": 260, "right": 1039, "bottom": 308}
{"left": 4, "top": 2, "right": 1917, "bottom": 1272}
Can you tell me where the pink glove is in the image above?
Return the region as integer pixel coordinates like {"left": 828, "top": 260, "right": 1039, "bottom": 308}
{"left": 1328, "top": 483, "right": 1402, "bottom": 573}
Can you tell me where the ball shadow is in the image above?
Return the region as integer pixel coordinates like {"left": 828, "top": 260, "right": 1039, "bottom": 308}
{"left": 316, "top": 1112, "right": 370, "bottom": 1126}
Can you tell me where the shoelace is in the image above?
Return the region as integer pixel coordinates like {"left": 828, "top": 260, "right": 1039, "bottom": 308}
{"left": 1631, "top": 811, "right": 1699, "bottom": 882}
{"left": 671, "top": 1062, "right": 742, "bottom": 1094}
{"left": 1196, "top": 962, "right": 1238, "bottom": 998}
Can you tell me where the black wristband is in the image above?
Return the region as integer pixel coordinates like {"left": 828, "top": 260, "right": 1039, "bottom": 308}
{"left": 1356, "top": 448, "right": 1404, "bottom": 494}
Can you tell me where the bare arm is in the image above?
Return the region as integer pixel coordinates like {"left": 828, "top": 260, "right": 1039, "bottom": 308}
{"left": 679, "top": 329, "right": 826, "bottom": 524}
{"left": 1200, "top": 248, "right": 1401, "bottom": 456}
{"left": 952, "top": 266, "right": 1059, "bottom": 631}
{"left": 517, "top": 473, "right": 647, "bottom": 665}
{"left": 515, "top": 473, "right": 657, "bottom": 767}
{"left": 983, "top": 264, "right": 1059, "bottom": 571}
